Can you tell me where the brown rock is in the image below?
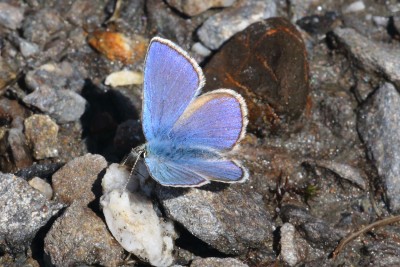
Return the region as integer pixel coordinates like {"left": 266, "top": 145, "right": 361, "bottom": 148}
{"left": 88, "top": 31, "right": 148, "bottom": 64}
{"left": 24, "top": 114, "right": 59, "bottom": 159}
{"left": 204, "top": 17, "right": 310, "bottom": 133}
{"left": 52, "top": 153, "right": 107, "bottom": 205}
{"left": 45, "top": 201, "right": 124, "bottom": 266}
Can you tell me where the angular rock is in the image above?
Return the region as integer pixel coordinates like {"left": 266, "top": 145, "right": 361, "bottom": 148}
{"left": 280, "top": 223, "right": 308, "bottom": 267}
{"left": 52, "top": 153, "right": 108, "bottom": 205}
{"left": 45, "top": 201, "right": 124, "bottom": 266}
{"left": 157, "top": 185, "right": 273, "bottom": 254}
{"left": 23, "top": 85, "right": 86, "bottom": 123}
{"left": 24, "top": 114, "right": 59, "bottom": 159}
{"left": 0, "top": 173, "right": 64, "bottom": 253}
{"left": 0, "top": 3, "right": 24, "bottom": 30}
{"left": 280, "top": 205, "right": 343, "bottom": 249}
{"left": 204, "top": 18, "right": 309, "bottom": 132}
{"left": 358, "top": 82, "right": 400, "bottom": 212}
{"left": 25, "top": 62, "right": 86, "bottom": 93}
{"left": 22, "top": 8, "right": 64, "bottom": 46}
{"left": 333, "top": 28, "right": 400, "bottom": 91}
{"left": 197, "top": 0, "right": 277, "bottom": 50}
{"left": 191, "top": 257, "right": 248, "bottom": 267}
{"left": 19, "top": 38, "right": 40, "bottom": 57}
{"left": 7, "top": 117, "right": 33, "bottom": 171}
{"left": 166, "top": 0, "right": 236, "bottom": 16}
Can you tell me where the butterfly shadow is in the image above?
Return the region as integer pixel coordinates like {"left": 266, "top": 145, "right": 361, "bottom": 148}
{"left": 80, "top": 79, "right": 144, "bottom": 162}
{"left": 155, "top": 182, "right": 230, "bottom": 201}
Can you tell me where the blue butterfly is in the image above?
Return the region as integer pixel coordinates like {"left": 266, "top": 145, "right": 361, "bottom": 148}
{"left": 138, "top": 37, "right": 249, "bottom": 187}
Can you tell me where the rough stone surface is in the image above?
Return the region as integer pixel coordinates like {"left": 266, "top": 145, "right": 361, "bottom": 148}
{"left": 0, "top": 173, "right": 64, "bottom": 254}
{"left": 358, "top": 82, "right": 400, "bottom": 212}
{"left": 0, "top": 3, "right": 24, "bottom": 30}
{"left": 190, "top": 257, "right": 248, "bottom": 267}
{"left": 24, "top": 114, "right": 59, "bottom": 159}
{"left": 52, "top": 153, "right": 107, "bottom": 205}
{"left": 280, "top": 205, "right": 343, "bottom": 250}
{"left": 166, "top": 0, "right": 236, "bottom": 16}
{"left": 7, "top": 117, "right": 33, "bottom": 171}
{"left": 23, "top": 86, "right": 87, "bottom": 124}
{"left": 22, "top": 8, "right": 65, "bottom": 46}
{"left": 280, "top": 223, "right": 301, "bottom": 267}
{"left": 333, "top": 27, "right": 400, "bottom": 91}
{"left": 45, "top": 201, "right": 124, "bottom": 267}
{"left": 157, "top": 185, "right": 273, "bottom": 254}
{"left": 197, "top": 0, "right": 277, "bottom": 49}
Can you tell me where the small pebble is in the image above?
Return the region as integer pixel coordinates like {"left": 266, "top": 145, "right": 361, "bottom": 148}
{"left": 0, "top": 3, "right": 24, "bottom": 30}
{"left": 105, "top": 70, "right": 143, "bottom": 87}
{"left": 28, "top": 177, "right": 53, "bottom": 200}
{"left": 24, "top": 114, "right": 59, "bottom": 159}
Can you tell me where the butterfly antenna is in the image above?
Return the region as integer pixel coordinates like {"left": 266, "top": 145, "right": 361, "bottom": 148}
{"left": 124, "top": 147, "right": 145, "bottom": 190}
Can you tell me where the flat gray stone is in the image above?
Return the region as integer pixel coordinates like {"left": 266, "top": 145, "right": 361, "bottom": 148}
{"left": 333, "top": 28, "right": 400, "bottom": 90}
{"left": 157, "top": 185, "right": 272, "bottom": 254}
{"left": 358, "top": 82, "right": 400, "bottom": 212}
{"left": 191, "top": 257, "right": 248, "bottom": 267}
{"left": 197, "top": 0, "right": 276, "bottom": 50}
{"left": 0, "top": 3, "right": 24, "bottom": 30}
{"left": 166, "top": 0, "right": 236, "bottom": 16}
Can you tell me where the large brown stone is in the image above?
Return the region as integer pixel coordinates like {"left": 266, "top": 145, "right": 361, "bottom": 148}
{"left": 203, "top": 17, "right": 310, "bottom": 133}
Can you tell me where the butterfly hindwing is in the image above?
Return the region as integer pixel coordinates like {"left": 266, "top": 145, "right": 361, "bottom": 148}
{"left": 170, "top": 89, "right": 248, "bottom": 151}
{"left": 144, "top": 157, "right": 209, "bottom": 187}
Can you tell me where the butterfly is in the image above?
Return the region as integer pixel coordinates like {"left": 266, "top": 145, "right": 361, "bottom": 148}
{"left": 137, "top": 37, "right": 249, "bottom": 187}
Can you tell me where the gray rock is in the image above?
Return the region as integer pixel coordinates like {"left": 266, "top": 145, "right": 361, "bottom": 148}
{"left": 333, "top": 28, "right": 400, "bottom": 92}
{"left": 166, "top": 0, "right": 236, "bottom": 16}
{"left": 0, "top": 3, "right": 24, "bottom": 30}
{"left": 24, "top": 114, "right": 59, "bottom": 159}
{"left": 197, "top": 0, "right": 277, "bottom": 50}
{"left": 52, "top": 153, "right": 108, "bottom": 205}
{"left": 191, "top": 257, "right": 248, "bottom": 267}
{"left": 358, "top": 82, "right": 400, "bottom": 212}
{"left": 25, "top": 62, "right": 86, "bottom": 93}
{"left": 280, "top": 205, "right": 343, "bottom": 249}
{"left": 280, "top": 223, "right": 302, "bottom": 267}
{"left": 157, "top": 185, "right": 272, "bottom": 254}
{"left": 7, "top": 117, "right": 33, "bottom": 170}
{"left": 305, "top": 160, "right": 367, "bottom": 190}
{"left": 0, "top": 173, "right": 64, "bottom": 253}
{"left": 22, "top": 8, "right": 64, "bottom": 46}
{"left": 45, "top": 201, "right": 124, "bottom": 267}
{"left": 23, "top": 85, "right": 86, "bottom": 124}
{"left": 19, "top": 38, "right": 40, "bottom": 57}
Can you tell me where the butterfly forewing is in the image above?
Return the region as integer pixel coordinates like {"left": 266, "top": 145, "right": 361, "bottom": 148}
{"left": 142, "top": 37, "right": 204, "bottom": 142}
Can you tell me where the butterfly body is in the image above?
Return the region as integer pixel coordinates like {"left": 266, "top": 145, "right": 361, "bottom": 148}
{"left": 140, "top": 37, "right": 249, "bottom": 187}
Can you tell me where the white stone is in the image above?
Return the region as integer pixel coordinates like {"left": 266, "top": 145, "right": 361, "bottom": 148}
{"left": 343, "top": 1, "right": 365, "bottom": 13}
{"left": 101, "top": 163, "right": 176, "bottom": 267}
{"left": 105, "top": 70, "right": 143, "bottom": 87}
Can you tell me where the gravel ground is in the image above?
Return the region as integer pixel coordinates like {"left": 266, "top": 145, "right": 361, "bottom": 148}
{"left": 1, "top": 0, "right": 400, "bottom": 266}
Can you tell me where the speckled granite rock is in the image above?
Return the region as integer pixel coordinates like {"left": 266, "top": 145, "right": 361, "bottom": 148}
{"left": 0, "top": 173, "right": 64, "bottom": 254}
{"left": 45, "top": 201, "right": 124, "bottom": 266}
{"left": 157, "top": 185, "right": 273, "bottom": 254}
{"left": 358, "top": 82, "right": 400, "bottom": 212}
{"left": 197, "top": 0, "right": 277, "bottom": 49}
{"left": 52, "top": 153, "right": 107, "bottom": 205}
